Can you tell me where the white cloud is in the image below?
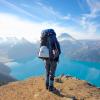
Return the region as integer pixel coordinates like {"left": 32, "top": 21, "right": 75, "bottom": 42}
{"left": 0, "top": 13, "right": 75, "bottom": 41}
{"left": 0, "top": 0, "right": 39, "bottom": 20}
{"left": 20, "top": 1, "right": 71, "bottom": 21}
{"left": 0, "top": 0, "right": 100, "bottom": 41}
{"left": 80, "top": 16, "right": 99, "bottom": 34}
{"left": 61, "top": 14, "right": 71, "bottom": 20}
{"left": 87, "top": 0, "right": 100, "bottom": 14}
{"left": 0, "top": 13, "right": 100, "bottom": 43}
{"left": 36, "top": 1, "right": 71, "bottom": 21}
{"left": 0, "top": 13, "right": 43, "bottom": 42}
{"left": 79, "top": 0, "right": 100, "bottom": 35}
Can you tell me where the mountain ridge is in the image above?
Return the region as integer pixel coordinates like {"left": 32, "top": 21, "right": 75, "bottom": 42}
{"left": 0, "top": 76, "right": 100, "bottom": 100}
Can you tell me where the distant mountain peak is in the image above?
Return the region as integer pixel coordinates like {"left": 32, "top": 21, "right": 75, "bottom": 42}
{"left": 58, "top": 33, "right": 71, "bottom": 38}
{"left": 58, "top": 33, "right": 75, "bottom": 41}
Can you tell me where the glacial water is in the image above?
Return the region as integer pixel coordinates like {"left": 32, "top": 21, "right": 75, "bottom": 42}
{"left": 7, "top": 56, "right": 100, "bottom": 87}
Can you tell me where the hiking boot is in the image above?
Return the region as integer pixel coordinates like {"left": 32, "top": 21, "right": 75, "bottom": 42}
{"left": 49, "top": 86, "right": 54, "bottom": 92}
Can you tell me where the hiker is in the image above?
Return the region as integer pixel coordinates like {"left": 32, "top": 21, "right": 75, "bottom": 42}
{"left": 38, "top": 29, "right": 61, "bottom": 91}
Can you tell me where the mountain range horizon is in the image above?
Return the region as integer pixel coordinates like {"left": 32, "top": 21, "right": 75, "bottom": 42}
{"left": 0, "top": 33, "right": 100, "bottom": 44}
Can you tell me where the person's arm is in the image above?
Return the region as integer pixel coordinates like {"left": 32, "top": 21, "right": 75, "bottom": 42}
{"left": 56, "top": 40, "right": 61, "bottom": 55}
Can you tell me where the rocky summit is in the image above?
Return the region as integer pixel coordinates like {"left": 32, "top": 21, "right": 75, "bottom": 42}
{"left": 0, "top": 76, "right": 100, "bottom": 100}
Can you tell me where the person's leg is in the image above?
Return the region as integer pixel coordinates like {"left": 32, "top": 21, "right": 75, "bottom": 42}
{"left": 49, "top": 61, "right": 57, "bottom": 91}
{"left": 44, "top": 59, "right": 50, "bottom": 89}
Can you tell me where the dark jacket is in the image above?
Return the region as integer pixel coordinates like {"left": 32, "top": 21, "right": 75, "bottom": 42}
{"left": 49, "top": 35, "right": 61, "bottom": 62}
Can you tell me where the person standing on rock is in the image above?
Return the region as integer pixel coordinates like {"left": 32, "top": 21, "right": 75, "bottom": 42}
{"left": 38, "top": 29, "right": 61, "bottom": 91}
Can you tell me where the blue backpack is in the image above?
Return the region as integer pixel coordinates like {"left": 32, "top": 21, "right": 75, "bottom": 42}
{"left": 39, "top": 29, "right": 61, "bottom": 61}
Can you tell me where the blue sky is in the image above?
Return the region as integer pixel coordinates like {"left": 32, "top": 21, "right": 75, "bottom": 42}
{"left": 0, "top": 0, "right": 100, "bottom": 42}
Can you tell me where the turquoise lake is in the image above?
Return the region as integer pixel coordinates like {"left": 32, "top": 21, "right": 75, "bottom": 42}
{"left": 7, "top": 56, "right": 100, "bottom": 87}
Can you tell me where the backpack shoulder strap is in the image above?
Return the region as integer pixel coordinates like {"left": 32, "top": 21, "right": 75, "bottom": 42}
{"left": 48, "top": 36, "right": 52, "bottom": 53}
{"left": 54, "top": 40, "right": 61, "bottom": 55}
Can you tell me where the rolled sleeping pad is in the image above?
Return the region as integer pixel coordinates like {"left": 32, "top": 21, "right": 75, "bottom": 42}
{"left": 38, "top": 46, "right": 49, "bottom": 59}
